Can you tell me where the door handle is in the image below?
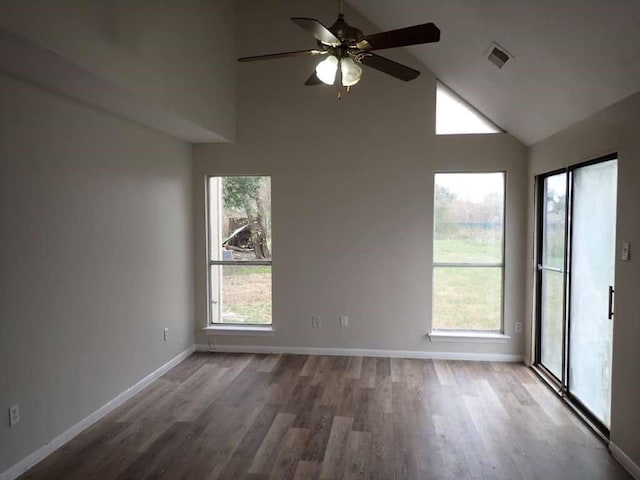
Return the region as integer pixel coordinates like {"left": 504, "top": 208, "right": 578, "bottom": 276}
{"left": 608, "top": 286, "right": 615, "bottom": 320}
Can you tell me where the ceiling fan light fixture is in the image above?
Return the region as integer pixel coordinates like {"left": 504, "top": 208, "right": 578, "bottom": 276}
{"left": 340, "top": 56, "right": 363, "bottom": 86}
{"left": 316, "top": 55, "right": 339, "bottom": 85}
{"left": 238, "top": 14, "right": 441, "bottom": 90}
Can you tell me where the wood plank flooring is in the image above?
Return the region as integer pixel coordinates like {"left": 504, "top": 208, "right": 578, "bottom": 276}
{"left": 19, "top": 353, "right": 631, "bottom": 480}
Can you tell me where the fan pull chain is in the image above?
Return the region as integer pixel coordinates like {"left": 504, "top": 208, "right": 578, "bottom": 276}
{"left": 336, "top": 86, "right": 352, "bottom": 100}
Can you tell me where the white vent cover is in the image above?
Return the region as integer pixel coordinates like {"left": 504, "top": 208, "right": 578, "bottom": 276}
{"left": 486, "top": 42, "right": 513, "bottom": 69}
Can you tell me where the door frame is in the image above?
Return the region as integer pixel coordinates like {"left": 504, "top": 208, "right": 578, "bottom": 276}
{"left": 533, "top": 152, "right": 618, "bottom": 437}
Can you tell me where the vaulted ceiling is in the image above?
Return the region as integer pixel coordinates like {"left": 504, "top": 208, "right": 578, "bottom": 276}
{"left": 349, "top": 0, "right": 640, "bottom": 145}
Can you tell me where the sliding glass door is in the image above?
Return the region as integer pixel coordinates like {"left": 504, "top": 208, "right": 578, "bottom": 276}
{"left": 535, "top": 155, "right": 618, "bottom": 432}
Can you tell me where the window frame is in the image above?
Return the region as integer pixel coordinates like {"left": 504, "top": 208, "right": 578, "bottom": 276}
{"left": 431, "top": 171, "right": 507, "bottom": 334}
{"left": 205, "top": 175, "right": 273, "bottom": 328}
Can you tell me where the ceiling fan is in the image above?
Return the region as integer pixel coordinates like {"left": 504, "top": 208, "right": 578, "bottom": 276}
{"left": 238, "top": 1, "right": 441, "bottom": 95}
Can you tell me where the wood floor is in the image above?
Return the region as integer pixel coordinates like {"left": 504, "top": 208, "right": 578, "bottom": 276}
{"left": 20, "top": 353, "right": 630, "bottom": 480}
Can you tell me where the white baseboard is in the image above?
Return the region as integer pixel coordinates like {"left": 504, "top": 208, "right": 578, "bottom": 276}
{"left": 195, "top": 344, "right": 523, "bottom": 362}
{"left": 610, "top": 442, "right": 640, "bottom": 479}
{"left": 0, "top": 345, "right": 195, "bottom": 480}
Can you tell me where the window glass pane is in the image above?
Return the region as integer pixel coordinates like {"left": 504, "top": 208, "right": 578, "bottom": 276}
{"left": 436, "top": 83, "right": 500, "bottom": 135}
{"left": 539, "top": 269, "right": 564, "bottom": 379}
{"left": 433, "top": 267, "right": 502, "bottom": 331}
{"left": 211, "top": 265, "right": 272, "bottom": 324}
{"left": 542, "top": 173, "right": 567, "bottom": 269}
{"left": 218, "top": 176, "right": 272, "bottom": 262}
{"left": 434, "top": 173, "right": 504, "bottom": 263}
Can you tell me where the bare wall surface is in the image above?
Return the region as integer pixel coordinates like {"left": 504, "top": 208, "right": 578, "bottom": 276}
{"left": 528, "top": 90, "right": 640, "bottom": 469}
{"left": 193, "top": 0, "right": 528, "bottom": 357}
{"left": 0, "top": 0, "right": 236, "bottom": 142}
{"left": 0, "top": 71, "right": 194, "bottom": 473}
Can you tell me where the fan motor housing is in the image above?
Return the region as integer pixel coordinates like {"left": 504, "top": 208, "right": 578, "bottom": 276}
{"left": 330, "top": 14, "right": 363, "bottom": 46}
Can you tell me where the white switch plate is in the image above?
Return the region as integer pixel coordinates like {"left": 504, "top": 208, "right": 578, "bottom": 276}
{"left": 515, "top": 322, "right": 522, "bottom": 333}
{"left": 622, "top": 242, "right": 631, "bottom": 261}
{"left": 9, "top": 404, "right": 19, "bottom": 427}
{"left": 340, "top": 316, "right": 348, "bottom": 328}
{"left": 163, "top": 328, "right": 169, "bottom": 341}
{"left": 312, "top": 316, "right": 321, "bottom": 328}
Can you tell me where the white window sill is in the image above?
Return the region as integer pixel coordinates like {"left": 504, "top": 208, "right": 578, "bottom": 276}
{"left": 203, "top": 325, "right": 275, "bottom": 337}
{"left": 427, "top": 331, "right": 511, "bottom": 343}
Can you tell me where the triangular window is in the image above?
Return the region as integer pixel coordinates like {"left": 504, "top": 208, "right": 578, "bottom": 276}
{"left": 436, "top": 82, "right": 500, "bottom": 135}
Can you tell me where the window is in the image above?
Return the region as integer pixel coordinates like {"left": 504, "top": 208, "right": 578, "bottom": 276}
{"left": 435, "top": 82, "right": 501, "bottom": 135}
{"left": 432, "top": 172, "right": 505, "bottom": 331}
{"left": 207, "top": 176, "right": 272, "bottom": 325}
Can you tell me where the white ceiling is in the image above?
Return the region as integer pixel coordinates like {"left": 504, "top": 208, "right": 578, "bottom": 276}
{"left": 348, "top": 0, "right": 640, "bottom": 145}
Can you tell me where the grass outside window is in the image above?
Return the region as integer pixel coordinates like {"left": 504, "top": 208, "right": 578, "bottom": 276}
{"left": 433, "top": 265, "right": 502, "bottom": 331}
{"left": 220, "top": 265, "right": 272, "bottom": 325}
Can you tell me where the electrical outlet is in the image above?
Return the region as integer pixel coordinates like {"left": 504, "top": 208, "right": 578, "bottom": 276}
{"left": 340, "top": 316, "right": 349, "bottom": 328}
{"left": 312, "top": 316, "right": 321, "bottom": 328}
{"left": 9, "top": 404, "right": 19, "bottom": 427}
{"left": 515, "top": 322, "right": 522, "bottom": 333}
{"left": 163, "top": 328, "right": 169, "bottom": 341}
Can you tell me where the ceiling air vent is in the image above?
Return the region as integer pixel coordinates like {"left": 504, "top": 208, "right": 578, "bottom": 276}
{"left": 486, "top": 42, "right": 512, "bottom": 69}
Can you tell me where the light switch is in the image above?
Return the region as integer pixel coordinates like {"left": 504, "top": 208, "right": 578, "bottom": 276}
{"left": 622, "top": 242, "right": 631, "bottom": 261}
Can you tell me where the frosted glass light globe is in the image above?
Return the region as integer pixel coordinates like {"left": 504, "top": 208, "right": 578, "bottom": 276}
{"left": 316, "top": 55, "right": 339, "bottom": 85}
{"left": 340, "top": 56, "right": 363, "bottom": 87}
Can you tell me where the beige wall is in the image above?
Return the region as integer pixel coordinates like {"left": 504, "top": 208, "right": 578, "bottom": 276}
{"left": 0, "top": 71, "right": 195, "bottom": 473}
{"left": 528, "top": 91, "right": 640, "bottom": 466}
{"left": 0, "top": 0, "right": 236, "bottom": 141}
{"left": 193, "top": 0, "right": 529, "bottom": 357}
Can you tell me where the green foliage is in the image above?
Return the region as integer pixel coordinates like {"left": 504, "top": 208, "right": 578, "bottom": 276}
{"left": 222, "top": 176, "right": 262, "bottom": 211}
{"left": 544, "top": 190, "right": 567, "bottom": 267}
{"left": 434, "top": 185, "right": 458, "bottom": 239}
{"left": 547, "top": 190, "right": 566, "bottom": 215}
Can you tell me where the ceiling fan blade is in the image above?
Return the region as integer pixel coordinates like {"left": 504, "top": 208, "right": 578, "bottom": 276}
{"left": 359, "top": 23, "right": 440, "bottom": 51}
{"left": 360, "top": 53, "right": 421, "bottom": 81}
{"left": 291, "top": 17, "right": 341, "bottom": 46}
{"left": 238, "top": 49, "right": 325, "bottom": 62}
{"left": 304, "top": 71, "right": 324, "bottom": 86}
